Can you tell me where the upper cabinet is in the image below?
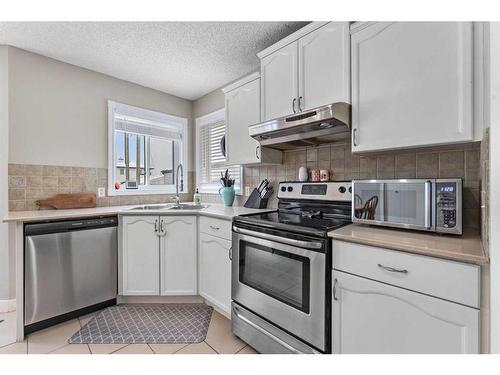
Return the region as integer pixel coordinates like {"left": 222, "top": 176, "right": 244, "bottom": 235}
{"left": 258, "top": 22, "right": 350, "bottom": 121}
{"left": 351, "top": 22, "right": 475, "bottom": 153}
{"left": 223, "top": 73, "right": 282, "bottom": 165}
{"left": 298, "top": 22, "right": 350, "bottom": 111}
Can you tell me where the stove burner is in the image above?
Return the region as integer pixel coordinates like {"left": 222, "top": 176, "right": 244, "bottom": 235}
{"left": 301, "top": 210, "right": 322, "bottom": 219}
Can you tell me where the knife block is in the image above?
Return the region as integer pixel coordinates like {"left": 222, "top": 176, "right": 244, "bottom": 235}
{"left": 244, "top": 188, "right": 269, "bottom": 209}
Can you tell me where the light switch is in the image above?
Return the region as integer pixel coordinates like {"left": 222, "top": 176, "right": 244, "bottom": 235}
{"left": 97, "top": 187, "right": 106, "bottom": 198}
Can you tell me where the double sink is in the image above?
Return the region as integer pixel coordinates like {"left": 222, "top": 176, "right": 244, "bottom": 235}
{"left": 130, "top": 203, "right": 209, "bottom": 211}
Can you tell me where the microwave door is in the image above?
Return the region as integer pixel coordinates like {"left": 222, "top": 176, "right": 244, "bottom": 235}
{"left": 354, "top": 180, "right": 435, "bottom": 231}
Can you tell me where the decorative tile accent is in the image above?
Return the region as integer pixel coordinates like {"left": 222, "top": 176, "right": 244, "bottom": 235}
{"left": 8, "top": 164, "right": 195, "bottom": 212}
{"left": 240, "top": 141, "right": 482, "bottom": 227}
{"left": 69, "top": 304, "right": 213, "bottom": 344}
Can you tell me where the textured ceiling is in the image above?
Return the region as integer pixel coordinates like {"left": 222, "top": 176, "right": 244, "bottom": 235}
{"left": 0, "top": 22, "right": 308, "bottom": 100}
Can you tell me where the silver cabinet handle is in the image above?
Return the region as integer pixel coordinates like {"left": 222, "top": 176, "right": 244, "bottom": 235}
{"left": 229, "top": 246, "right": 232, "bottom": 261}
{"left": 377, "top": 263, "right": 408, "bottom": 274}
{"left": 298, "top": 96, "right": 303, "bottom": 112}
{"left": 333, "top": 278, "right": 338, "bottom": 301}
{"left": 292, "top": 98, "right": 297, "bottom": 113}
{"left": 154, "top": 219, "right": 159, "bottom": 234}
{"left": 160, "top": 219, "right": 166, "bottom": 237}
{"left": 210, "top": 225, "right": 220, "bottom": 231}
{"left": 353, "top": 128, "right": 358, "bottom": 147}
{"left": 233, "top": 226, "right": 322, "bottom": 250}
{"left": 255, "top": 145, "right": 260, "bottom": 160}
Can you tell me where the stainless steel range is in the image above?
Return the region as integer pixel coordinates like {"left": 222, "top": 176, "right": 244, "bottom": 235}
{"left": 231, "top": 181, "right": 352, "bottom": 354}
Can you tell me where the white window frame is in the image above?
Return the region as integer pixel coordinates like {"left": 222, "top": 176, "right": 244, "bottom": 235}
{"left": 107, "top": 100, "right": 189, "bottom": 196}
{"left": 195, "top": 108, "right": 243, "bottom": 194}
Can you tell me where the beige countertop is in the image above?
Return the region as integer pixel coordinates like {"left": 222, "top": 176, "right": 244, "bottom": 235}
{"left": 328, "top": 224, "right": 489, "bottom": 266}
{"left": 2, "top": 203, "right": 276, "bottom": 223}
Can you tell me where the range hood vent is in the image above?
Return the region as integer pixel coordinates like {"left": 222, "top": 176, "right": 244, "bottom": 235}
{"left": 248, "top": 102, "right": 351, "bottom": 150}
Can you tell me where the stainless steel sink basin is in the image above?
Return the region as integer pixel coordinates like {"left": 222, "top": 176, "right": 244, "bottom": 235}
{"left": 130, "top": 204, "right": 172, "bottom": 210}
{"left": 168, "top": 204, "right": 209, "bottom": 210}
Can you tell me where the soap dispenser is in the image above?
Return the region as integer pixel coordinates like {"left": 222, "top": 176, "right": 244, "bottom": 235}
{"left": 194, "top": 188, "right": 201, "bottom": 206}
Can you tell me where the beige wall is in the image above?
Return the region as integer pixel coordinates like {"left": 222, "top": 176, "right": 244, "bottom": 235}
{"left": 193, "top": 88, "right": 224, "bottom": 118}
{"left": 7, "top": 47, "right": 193, "bottom": 169}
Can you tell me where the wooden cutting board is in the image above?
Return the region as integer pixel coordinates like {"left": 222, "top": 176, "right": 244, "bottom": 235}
{"left": 36, "top": 193, "right": 97, "bottom": 209}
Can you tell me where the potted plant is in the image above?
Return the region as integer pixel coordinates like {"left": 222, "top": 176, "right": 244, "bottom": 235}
{"left": 219, "top": 169, "right": 235, "bottom": 206}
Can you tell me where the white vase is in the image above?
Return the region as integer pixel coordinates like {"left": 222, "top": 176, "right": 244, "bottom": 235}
{"left": 298, "top": 167, "right": 308, "bottom": 182}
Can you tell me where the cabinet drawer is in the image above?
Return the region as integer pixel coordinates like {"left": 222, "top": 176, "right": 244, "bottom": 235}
{"left": 199, "top": 216, "right": 232, "bottom": 240}
{"left": 332, "top": 240, "right": 480, "bottom": 308}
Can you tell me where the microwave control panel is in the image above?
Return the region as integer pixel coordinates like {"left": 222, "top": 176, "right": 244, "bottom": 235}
{"left": 436, "top": 181, "right": 458, "bottom": 229}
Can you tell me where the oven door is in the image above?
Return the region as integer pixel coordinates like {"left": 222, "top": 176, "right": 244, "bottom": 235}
{"left": 352, "top": 179, "right": 435, "bottom": 231}
{"left": 232, "top": 225, "right": 327, "bottom": 351}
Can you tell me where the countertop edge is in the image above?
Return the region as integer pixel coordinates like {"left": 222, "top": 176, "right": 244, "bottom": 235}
{"left": 329, "top": 228, "right": 489, "bottom": 266}
{"left": 3, "top": 204, "right": 276, "bottom": 223}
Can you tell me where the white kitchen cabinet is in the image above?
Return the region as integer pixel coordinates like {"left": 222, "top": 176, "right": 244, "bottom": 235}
{"left": 260, "top": 42, "right": 298, "bottom": 121}
{"left": 298, "top": 22, "right": 350, "bottom": 111}
{"left": 160, "top": 216, "right": 197, "bottom": 296}
{"left": 198, "top": 232, "right": 232, "bottom": 315}
{"left": 332, "top": 270, "right": 479, "bottom": 354}
{"left": 259, "top": 22, "right": 350, "bottom": 121}
{"left": 350, "top": 22, "right": 474, "bottom": 152}
{"left": 223, "top": 73, "right": 282, "bottom": 165}
{"left": 120, "top": 215, "right": 160, "bottom": 296}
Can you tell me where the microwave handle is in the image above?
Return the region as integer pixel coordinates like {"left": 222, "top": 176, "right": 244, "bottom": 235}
{"left": 424, "top": 181, "right": 432, "bottom": 229}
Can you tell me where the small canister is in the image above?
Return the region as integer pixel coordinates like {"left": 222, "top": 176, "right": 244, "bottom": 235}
{"left": 311, "top": 169, "right": 320, "bottom": 182}
{"left": 320, "top": 169, "right": 330, "bottom": 181}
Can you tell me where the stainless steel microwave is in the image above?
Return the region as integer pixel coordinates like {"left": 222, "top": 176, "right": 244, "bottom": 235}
{"left": 352, "top": 179, "right": 462, "bottom": 235}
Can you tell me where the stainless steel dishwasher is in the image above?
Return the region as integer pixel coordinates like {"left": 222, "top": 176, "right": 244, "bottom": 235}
{"left": 24, "top": 216, "right": 118, "bottom": 333}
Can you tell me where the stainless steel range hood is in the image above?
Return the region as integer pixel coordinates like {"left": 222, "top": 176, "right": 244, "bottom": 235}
{"left": 249, "top": 102, "right": 351, "bottom": 150}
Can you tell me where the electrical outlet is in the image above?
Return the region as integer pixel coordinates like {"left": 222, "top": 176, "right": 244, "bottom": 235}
{"left": 97, "top": 187, "right": 106, "bottom": 198}
{"left": 245, "top": 186, "right": 251, "bottom": 196}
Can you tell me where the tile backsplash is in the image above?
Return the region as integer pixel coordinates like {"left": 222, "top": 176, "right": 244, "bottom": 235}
{"left": 8, "top": 164, "right": 193, "bottom": 211}
{"left": 242, "top": 141, "right": 482, "bottom": 229}
{"left": 8, "top": 141, "right": 483, "bottom": 230}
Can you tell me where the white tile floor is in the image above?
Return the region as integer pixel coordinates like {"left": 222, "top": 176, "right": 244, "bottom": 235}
{"left": 0, "top": 307, "right": 257, "bottom": 355}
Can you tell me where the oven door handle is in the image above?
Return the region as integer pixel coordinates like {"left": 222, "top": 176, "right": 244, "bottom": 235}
{"left": 232, "top": 305, "right": 310, "bottom": 354}
{"left": 232, "top": 226, "right": 323, "bottom": 250}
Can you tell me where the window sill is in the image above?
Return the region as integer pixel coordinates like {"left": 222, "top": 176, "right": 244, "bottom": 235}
{"left": 107, "top": 188, "right": 187, "bottom": 196}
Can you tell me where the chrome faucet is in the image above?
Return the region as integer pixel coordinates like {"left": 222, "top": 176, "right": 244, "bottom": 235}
{"left": 174, "top": 163, "right": 184, "bottom": 207}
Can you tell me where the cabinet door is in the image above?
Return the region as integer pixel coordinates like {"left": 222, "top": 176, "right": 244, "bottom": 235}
{"left": 225, "top": 78, "right": 261, "bottom": 165}
{"left": 332, "top": 270, "right": 479, "bottom": 354}
{"left": 120, "top": 215, "right": 160, "bottom": 296}
{"left": 198, "top": 233, "right": 232, "bottom": 315}
{"left": 160, "top": 216, "right": 197, "bottom": 296}
{"left": 351, "top": 22, "right": 473, "bottom": 152}
{"left": 261, "top": 41, "right": 298, "bottom": 121}
{"left": 298, "top": 22, "right": 350, "bottom": 111}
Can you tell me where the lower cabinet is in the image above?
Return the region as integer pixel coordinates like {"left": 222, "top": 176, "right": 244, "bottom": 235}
{"left": 198, "top": 232, "right": 232, "bottom": 315}
{"left": 160, "top": 216, "right": 197, "bottom": 296}
{"left": 119, "top": 215, "right": 197, "bottom": 296}
{"left": 120, "top": 215, "right": 160, "bottom": 296}
{"left": 332, "top": 270, "right": 480, "bottom": 354}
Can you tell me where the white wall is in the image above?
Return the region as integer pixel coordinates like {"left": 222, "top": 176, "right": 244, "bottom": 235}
{"left": 0, "top": 46, "right": 11, "bottom": 302}
{"left": 489, "top": 22, "right": 500, "bottom": 353}
{"left": 7, "top": 47, "right": 193, "bottom": 169}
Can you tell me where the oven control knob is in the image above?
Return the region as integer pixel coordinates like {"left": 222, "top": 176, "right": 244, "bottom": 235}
{"left": 281, "top": 186, "right": 286, "bottom": 192}
{"left": 287, "top": 186, "right": 293, "bottom": 192}
{"left": 338, "top": 186, "right": 346, "bottom": 193}
{"left": 348, "top": 187, "right": 352, "bottom": 193}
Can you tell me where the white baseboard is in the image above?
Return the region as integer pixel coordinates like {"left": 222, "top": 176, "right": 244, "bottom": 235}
{"left": 0, "top": 299, "right": 16, "bottom": 313}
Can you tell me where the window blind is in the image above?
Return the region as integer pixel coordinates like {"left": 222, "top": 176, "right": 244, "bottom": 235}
{"left": 198, "top": 120, "right": 241, "bottom": 189}
{"left": 114, "top": 115, "right": 182, "bottom": 140}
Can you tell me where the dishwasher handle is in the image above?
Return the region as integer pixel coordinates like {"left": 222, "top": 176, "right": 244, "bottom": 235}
{"left": 25, "top": 216, "right": 118, "bottom": 236}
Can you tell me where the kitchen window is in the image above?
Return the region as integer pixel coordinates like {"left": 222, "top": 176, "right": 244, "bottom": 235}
{"left": 196, "top": 109, "right": 242, "bottom": 194}
{"left": 108, "top": 100, "right": 188, "bottom": 195}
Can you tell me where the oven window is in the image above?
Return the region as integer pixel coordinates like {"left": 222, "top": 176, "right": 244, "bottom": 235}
{"left": 239, "top": 241, "right": 310, "bottom": 313}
